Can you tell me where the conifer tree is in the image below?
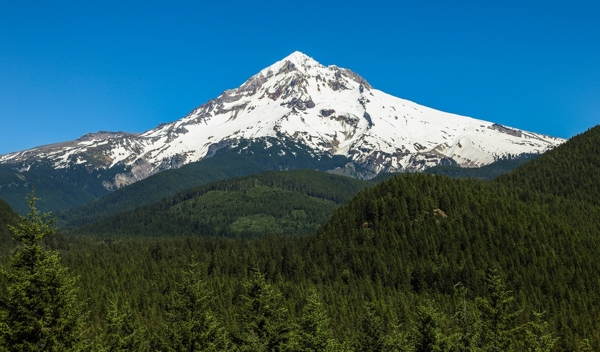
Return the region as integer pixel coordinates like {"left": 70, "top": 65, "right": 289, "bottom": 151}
{"left": 0, "top": 194, "right": 87, "bottom": 351}
{"left": 576, "top": 338, "right": 594, "bottom": 352}
{"left": 476, "top": 268, "right": 521, "bottom": 352}
{"left": 163, "top": 262, "right": 230, "bottom": 352}
{"left": 451, "top": 283, "right": 482, "bottom": 352}
{"left": 297, "top": 288, "right": 340, "bottom": 352}
{"left": 104, "top": 298, "right": 147, "bottom": 352}
{"left": 412, "top": 300, "right": 450, "bottom": 352}
{"left": 355, "top": 303, "right": 386, "bottom": 352}
{"left": 519, "top": 311, "right": 557, "bottom": 352}
{"left": 237, "top": 269, "right": 294, "bottom": 352}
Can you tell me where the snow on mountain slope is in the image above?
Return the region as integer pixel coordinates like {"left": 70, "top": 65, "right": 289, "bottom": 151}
{"left": 0, "top": 51, "right": 564, "bottom": 188}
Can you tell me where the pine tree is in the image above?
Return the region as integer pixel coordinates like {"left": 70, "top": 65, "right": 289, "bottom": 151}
{"left": 519, "top": 311, "right": 558, "bottom": 352}
{"left": 236, "top": 269, "right": 294, "bottom": 352}
{"left": 476, "top": 268, "right": 521, "bottom": 352}
{"left": 163, "top": 262, "right": 230, "bottom": 352}
{"left": 413, "top": 300, "right": 450, "bottom": 352}
{"left": 104, "top": 298, "right": 147, "bottom": 352}
{"left": 355, "top": 303, "right": 386, "bottom": 352}
{"left": 297, "top": 288, "right": 340, "bottom": 352}
{"left": 0, "top": 194, "right": 88, "bottom": 351}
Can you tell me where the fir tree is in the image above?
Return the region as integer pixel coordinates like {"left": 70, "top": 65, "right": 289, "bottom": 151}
{"left": 297, "top": 288, "right": 340, "bottom": 351}
{"left": 104, "top": 298, "right": 147, "bottom": 352}
{"left": 163, "top": 262, "right": 230, "bottom": 352}
{"left": 519, "top": 311, "right": 558, "bottom": 352}
{"left": 236, "top": 269, "right": 294, "bottom": 352}
{"left": 355, "top": 303, "right": 386, "bottom": 352}
{"left": 0, "top": 193, "right": 88, "bottom": 351}
{"left": 476, "top": 268, "right": 521, "bottom": 352}
{"left": 412, "top": 300, "right": 450, "bottom": 352}
{"left": 451, "top": 283, "right": 482, "bottom": 352}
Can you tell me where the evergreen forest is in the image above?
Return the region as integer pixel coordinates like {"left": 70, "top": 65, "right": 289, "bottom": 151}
{"left": 2, "top": 126, "right": 600, "bottom": 351}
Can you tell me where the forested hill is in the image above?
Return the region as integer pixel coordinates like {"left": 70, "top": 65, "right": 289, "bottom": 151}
{"left": 303, "top": 126, "right": 600, "bottom": 349}
{"left": 0, "top": 198, "right": 19, "bottom": 252}
{"left": 73, "top": 170, "right": 371, "bottom": 237}
{"left": 56, "top": 152, "right": 271, "bottom": 229}
{"left": 308, "top": 171, "right": 600, "bottom": 349}
{"left": 57, "top": 140, "right": 353, "bottom": 230}
{"left": 424, "top": 154, "right": 539, "bottom": 180}
{"left": 496, "top": 125, "right": 600, "bottom": 204}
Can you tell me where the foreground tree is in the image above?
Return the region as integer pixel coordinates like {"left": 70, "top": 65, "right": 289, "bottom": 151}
{"left": 236, "top": 269, "right": 294, "bottom": 351}
{"left": 0, "top": 194, "right": 87, "bottom": 351}
{"left": 476, "top": 268, "right": 521, "bottom": 352}
{"left": 104, "top": 298, "right": 148, "bottom": 351}
{"left": 297, "top": 288, "right": 341, "bottom": 351}
{"left": 162, "top": 262, "right": 230, "bottom": 352}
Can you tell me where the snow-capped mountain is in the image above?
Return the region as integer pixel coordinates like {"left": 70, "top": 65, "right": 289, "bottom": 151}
{"left": 0, "top": 51, "right": 564, "bottom": 189}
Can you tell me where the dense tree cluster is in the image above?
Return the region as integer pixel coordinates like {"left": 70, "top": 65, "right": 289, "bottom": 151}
{"left": 1, "top": 126, "right": 600, "bottom": 350}
{"left": 73, "top": 170, "right": 370, "bottom": 237}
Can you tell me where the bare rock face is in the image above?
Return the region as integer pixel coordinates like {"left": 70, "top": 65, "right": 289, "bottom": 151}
{"left": 0, "top": 51, "right": 565, "bottom": 188}
{"left": 488, "top": 123, "right": 523, "bottom": 137}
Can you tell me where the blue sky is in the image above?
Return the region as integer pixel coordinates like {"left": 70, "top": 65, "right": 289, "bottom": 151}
{"left": 1, "top": 0, "right": 599, "bottom": 154}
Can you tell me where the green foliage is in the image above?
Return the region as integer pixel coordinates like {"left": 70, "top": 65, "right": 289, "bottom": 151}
{"left": 497, "top": 125, "right": 600, "bottom": 205}
{"left": 162, "top": 262, "right": 230, "bottom": 352}
{"left": 425, "top": 154, "right": 539, "bottom": 180}
{"left": 236, "top": 269, "right": 294, "bottom": 351}
{"left": 0, "top": 198, "right": 19, "bottom": 254}
{"left": 0, "top": 194, "right": 87, "bottom": 351}
{"left": 475, "top": 268, "right": 522, "bottom": 351}
{"left": 412, "top": 300, "right": 451, "bottom": 352}
{"left": 58, "top": 152, "right": 272, "bottom": 229}
{"left": 450, "top": 283, "right": 483, "bottom": 352}
{"left": 298, "top": 289, "right": 341, "bottom": 351}
{"left": 104, "top": 298, "right": 148, "bottom": 352}
{"left": 74, "top": 170, "right": 370, "bottom": 237}
{"left": 356, "top": 304, "right": 387, "bottom": 352}
{"left": 520, "top": 311, "right": 558, "bottom": 352}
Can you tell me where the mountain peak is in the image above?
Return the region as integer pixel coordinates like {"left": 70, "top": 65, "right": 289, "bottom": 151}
{"left": 257, "top": 51, "right": 324, "bottom": 78}
{"left": 0, "top": 52, "right": 565, "bottom": 190}
{"left": 282, "top": 51, "right": 317, "bottom": 65}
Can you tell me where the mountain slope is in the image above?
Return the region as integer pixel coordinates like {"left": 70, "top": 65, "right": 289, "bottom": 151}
{"left": 1, "top": 52, "right": 563, "bottom": 193}
{"left": 57, "top": 142, "right": 352, "bottom": 229}
{"left": 0, "top": 163, "right": 123, "bottom": 214}
{"left": 496, "top": 125, "right": 600, "bottom": 204}
{"left": 424, "top": 153, "right": 540, "bottom": 180}
{"left": 308, "top": 173, "right": 600, "bottom": 350}
{"left": 72, "top": 170, "right": 371, "bottom": 237}
{"left": 0, "top": 198, "right": 19, "bottom": 253}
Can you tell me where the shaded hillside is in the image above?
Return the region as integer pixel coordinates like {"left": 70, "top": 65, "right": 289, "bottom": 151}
{"left": 497, "top": 125, "right": 600, "bottom": 204}
{"left": 58, "top": 139, "right": 352, "bottom": 229}
{"left": 425, "top": 153, "right": 539, "bottom": 180}
{"left": 308, "top": 173, "right": 600, "bottom": 349}
{"left": 0, "top": 164, "right": 121, "bottom": 214}
{"left": 0, "top": 198, "right": 19, "bottom": 255}
{"left": 74, "top": 170, "right": 370, "bottom": 237}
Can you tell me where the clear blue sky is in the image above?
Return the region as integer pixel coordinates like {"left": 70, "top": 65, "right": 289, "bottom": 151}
{"left": 1, "top": 0, "right": 599, "bottom": 154}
